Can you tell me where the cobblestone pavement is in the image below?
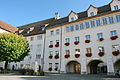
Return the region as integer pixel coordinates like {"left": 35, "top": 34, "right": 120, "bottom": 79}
{"left": 0, "top": 74, "right": 120, "bottom": 80}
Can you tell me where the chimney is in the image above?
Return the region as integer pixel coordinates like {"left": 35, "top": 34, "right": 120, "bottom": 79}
{"left": 55, "top": 12, "right": 60, "bottom": 20}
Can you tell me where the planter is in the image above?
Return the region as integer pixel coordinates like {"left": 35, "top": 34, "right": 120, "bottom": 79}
{"left": 55, "top": 44, "right": 59, "bottom": 47}
{"left": 85, "top": 40, "right": 90, "bottom": 43}
{"left": 54, "top": 55, "right": 59, "bottom": 59}
{"left": 98, "top": 52, "right": 104, "bottom": 57}
{"left": 49, "top": 45, "right": 53, "bottom": 48}
{"left": 64, "top": 43, "right": 70, "bottom": 46}
{"left": 75, "top": 54, "right": 80, "bottom": 58}
{"left": 48, "top": 67, "right": 52, "bottom": 71}
{"left": 110, "top": 36, "right": 118, "bottom": 40}
{"left": 54, "top": 68, "right": 58, "bottom": 71}
{"left": 99, "top": 38, "right": 104, "bottom": 41}
{"left": 112, "top": 51, "right": 119, "bottom": 56}
{"left": 86, "top": 53, "right": 92, "bottom": 57}
{"left": 49, "top": 55, "right": 53, "bottom": 59}
{"left": 64, "top": 54, "right": 70, "bottom": 58}
{"left": 74, "top": 41, "right": 79, "bottom": 45}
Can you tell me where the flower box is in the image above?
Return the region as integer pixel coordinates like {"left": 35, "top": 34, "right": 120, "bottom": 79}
{"left": 48, "top": 67, "right": 52, "bottom": 71}
{"left": 112, "top": 51, "right": 119, "bottom": 56}
{"left": 54, "top": 68, "right": 58, "bottom": 71}
{"left": 74, "top": 41, "right": 79, "bottom": 45}
{"left": 75, "top": 54, "right": 80, "bottom": 58}
{"left": 49, "top": 55, "right": 53, "bottom": 59}
{"left": 99, "top": 38, "right": 104, "bottom": 41}
{"left": 86, "top": 53, "right": 92, "bottom": 57}
{"left": 98, "top": 52, "right": 104, "bottom": 57}
{"left": 55, "top": 44, "right": 59, "bottom": 47}
{"left": 54, "top": 55, "right": 59, "bottom": 59}
{"left": 64, "top": 43, "right": 70, "bottom": 46}
{"left": 64, "top": 54, "right": 70, "bottom": 58}
{"left": 85, "top": 40, "right": 90, "bottom": 43}
{"left": 110, "top": 36, "right": 118, "bottom": 40}
{"left": 49, "top": 45, "right": 53, "bottom": 48}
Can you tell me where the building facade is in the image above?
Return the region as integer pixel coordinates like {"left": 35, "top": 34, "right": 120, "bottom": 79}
{"left": 14, "top": 0, "right": 120, "bottom": 75}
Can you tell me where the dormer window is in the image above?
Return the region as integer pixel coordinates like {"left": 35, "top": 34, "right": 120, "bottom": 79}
{"left": 68, "top": 11, "right": 78, "bottom": 22}
{"left": 114, "top": 5, "right": 119, "bottom": 10}
{"left": 90, "top": 12, "right": 94, "bottom": 16}
{"left": 71, "top": 17, "right": 74, "bottom": 21}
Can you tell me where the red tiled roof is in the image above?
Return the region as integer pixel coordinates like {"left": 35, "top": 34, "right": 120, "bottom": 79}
{"left": 0, "top": 20, "right": 18, "bottom": 32}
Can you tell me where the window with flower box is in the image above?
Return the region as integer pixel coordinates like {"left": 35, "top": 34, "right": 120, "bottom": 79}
{"left": 55, "top": 63, "right": 59, "bottom": 71}
{"left": 85, "top": 35, "right": 90, "bottom": 43}
{"left": 112, "top": 45, "right": 120, "bottom": 56}
{"left": 49, "top": 41, "right": 53, "bottom": 48}
{"left": 75, "top": 49, "right": 80, "bottom": 58}
{"left": 64, "top": 50, "right": 70, "bottom": 58}
{"left": 65, "top": 38, "right": 70, "bottom": 46}
{"left": 110, "top": 30, "right": 118, "bottom": 40}
{"left": 97, "top": 33, "right": 104, "bottom": 41}
{"left": 74, "top": 37, "right": 80, "bottom": 45}
{"left": 86, "top": 48, "right": 92, "bottom": 57}
{"left": 54, "top": 51, "right": 59, "bottom": 59}
{"left": 98, "top": 46, "right": 104, "bottom": 57}
{"left": 55, "top": 40, "right": 59, "bottom": 47}
{"left": 49, "top": 51, "right": 53, "bottom": 59}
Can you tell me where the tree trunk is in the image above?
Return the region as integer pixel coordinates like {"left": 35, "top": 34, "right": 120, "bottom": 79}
{"left": 4, "top": 61, "right": 8, "bottom": 73}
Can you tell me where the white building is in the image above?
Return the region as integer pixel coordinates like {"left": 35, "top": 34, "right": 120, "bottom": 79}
{"left": 17, "top": 0, "right": 120, "bottom": 75}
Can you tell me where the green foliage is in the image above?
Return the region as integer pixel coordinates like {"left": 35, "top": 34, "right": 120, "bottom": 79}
{"left": 0, "top": 33, "right": 30, "bottom": 62}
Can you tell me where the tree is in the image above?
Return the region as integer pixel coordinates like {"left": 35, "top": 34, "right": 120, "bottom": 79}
{"left": 0, "top": 33, "right": 30, "bottom": 71}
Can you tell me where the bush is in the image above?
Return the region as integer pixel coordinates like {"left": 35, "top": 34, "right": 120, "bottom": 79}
{"left": 19, "top": 69, "right": 34, "bottom": 75}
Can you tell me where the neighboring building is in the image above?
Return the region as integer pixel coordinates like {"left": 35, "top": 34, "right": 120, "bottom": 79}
{"left": 0, "top": 20, "right": 18, "bottom": 69}
{"left": 16, "top": 0, "right": 120, "bottom": 75}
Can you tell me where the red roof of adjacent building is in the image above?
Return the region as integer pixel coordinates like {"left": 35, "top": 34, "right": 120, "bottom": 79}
{"left": 0, "top": 20, "right": 18, "bottom": 32}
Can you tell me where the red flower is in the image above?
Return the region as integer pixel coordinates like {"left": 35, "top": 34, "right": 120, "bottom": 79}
{"left": 86, "top": 53, "right": 92, "bottom": 57}
{"left": 49, "top": 55, "right": 53, "bottom": 59}
{"left": 64, "top": 43, "right": 70, "bottom": 46}
{"left": 64, "top": 54, "right": 70, "bottom": 58}
{"left": 85, "top": 40, "right": 90, "bottom": 43}
{"left": 55, "top": 44, "right": 59, "bottom": 47}
{"left": 110, "top": 36, "right": 118, "bottom": 40}
{"left": 75, "top": 54, "right": 80, "bottom": 58}
{"left": 112, "top": 51, "right": 119, "bottom": 56}
{"left": 74, "top": 41, "right": 79, "bottom": 45}
{"left": 99, "top": 38, "right": 104, "bottom": 41}
{"left": 54, "top": 55, "right": 59, "bottom": 59}
{"left": 49, "top": 45, "right": 53, "bottom": 48}
{"left": 98, "top": 52, "right": 104, "bottom": 57}
{"left": 48, "top": 67, "right": 52, "bottom": 71}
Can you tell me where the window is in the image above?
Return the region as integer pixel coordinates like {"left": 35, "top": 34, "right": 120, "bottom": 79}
{"left": 49, "top": 51, "right": 53, "bottom": 55}
{"left": 37, "top": 44, "right": 41, "bottom": 52}
{"left": 111, "top": 31, "right": 117, "bottom": 36}
{"left": 96, "top": 19, "right": 101, "bottom": 26}
{"left": 56, "top": 40, "right": 59, "bottom": 44}
{"left": 98, "top": 47, "right": 104, "bottom": 52}
{"left": 86, "top": 48, "right": 92, "bottom": 53}
{"left": 55, "top": 63, "right": 59, "bottom": 68}
{"left": 75, "top": 37, "right": 80, "bottom": 42}
{"left": 65, "top": 50, "right": 70, "bottom": 55}
{"left": 112, "top": 45, "right": 119, "bottom": 51}
{"left": 97, "top": 33, "right": 103, "bottom": 39}
{"left": 66, "top": 26, "right": 70, "bottom": 32}
{"left": 90, "top": 12, "right": 94, "bottom": 16}
{"left": 75, "top": 24, "right": 79, "bottom": 30}
{"left": 50, "top": 41, "right": 53, "bottom": 45}
{"left": 55, "top": 51, "right": 59, "bottom": 55}
{"left": 70, "top": 25, "right": 74, "bottom": 31}
{"left": 56, "top": 29, "right": 59, "bottom": 35}
{"left": 37, "top": 35, "right": 42, "bottom": 40}
{"left": 36, "top": 54, "right": 41, "bottom": 59}
{"left": 85, "top": 35, "right": 90, "bottom": 40}
{"left": 102, "top": 18, "right": 108, "bottom": 25}
{"left": 65, "top": 38, "right": 70, "bottom": 43}
{"left": 75, "top": 49, "right": 80, "bottom": 54}
{"left": 80, "top": 23, "right": 84, "bottom": 30}
{"left": 114, "top": 5, "right": 119, "bottom": 10}
{"left": 71, "top": 17, "right": 74, "bottom": 21}
{"left": 109, "top": 16, "right": 114, "bottom": 24}
{"left": 50, "top": 31, "right": 54, "bottom": 35}
{"left": 30, "top": 37, "right": 34, "bottom": 41}
{"left": 116, "top": 15, "right": 120, "bottom": 22}
{"left": 49, "top": 63, "right": 52, "bottom": 68}
{"left": 90, "top": 21, "right": 95, "bottom": 27}
{"left": 85, "top": 22, "right": 90, "bottom": 28}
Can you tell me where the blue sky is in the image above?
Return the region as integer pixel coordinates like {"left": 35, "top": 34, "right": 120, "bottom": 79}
{"left": 0, "top": 0, "right": 112, "bottom": 27}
